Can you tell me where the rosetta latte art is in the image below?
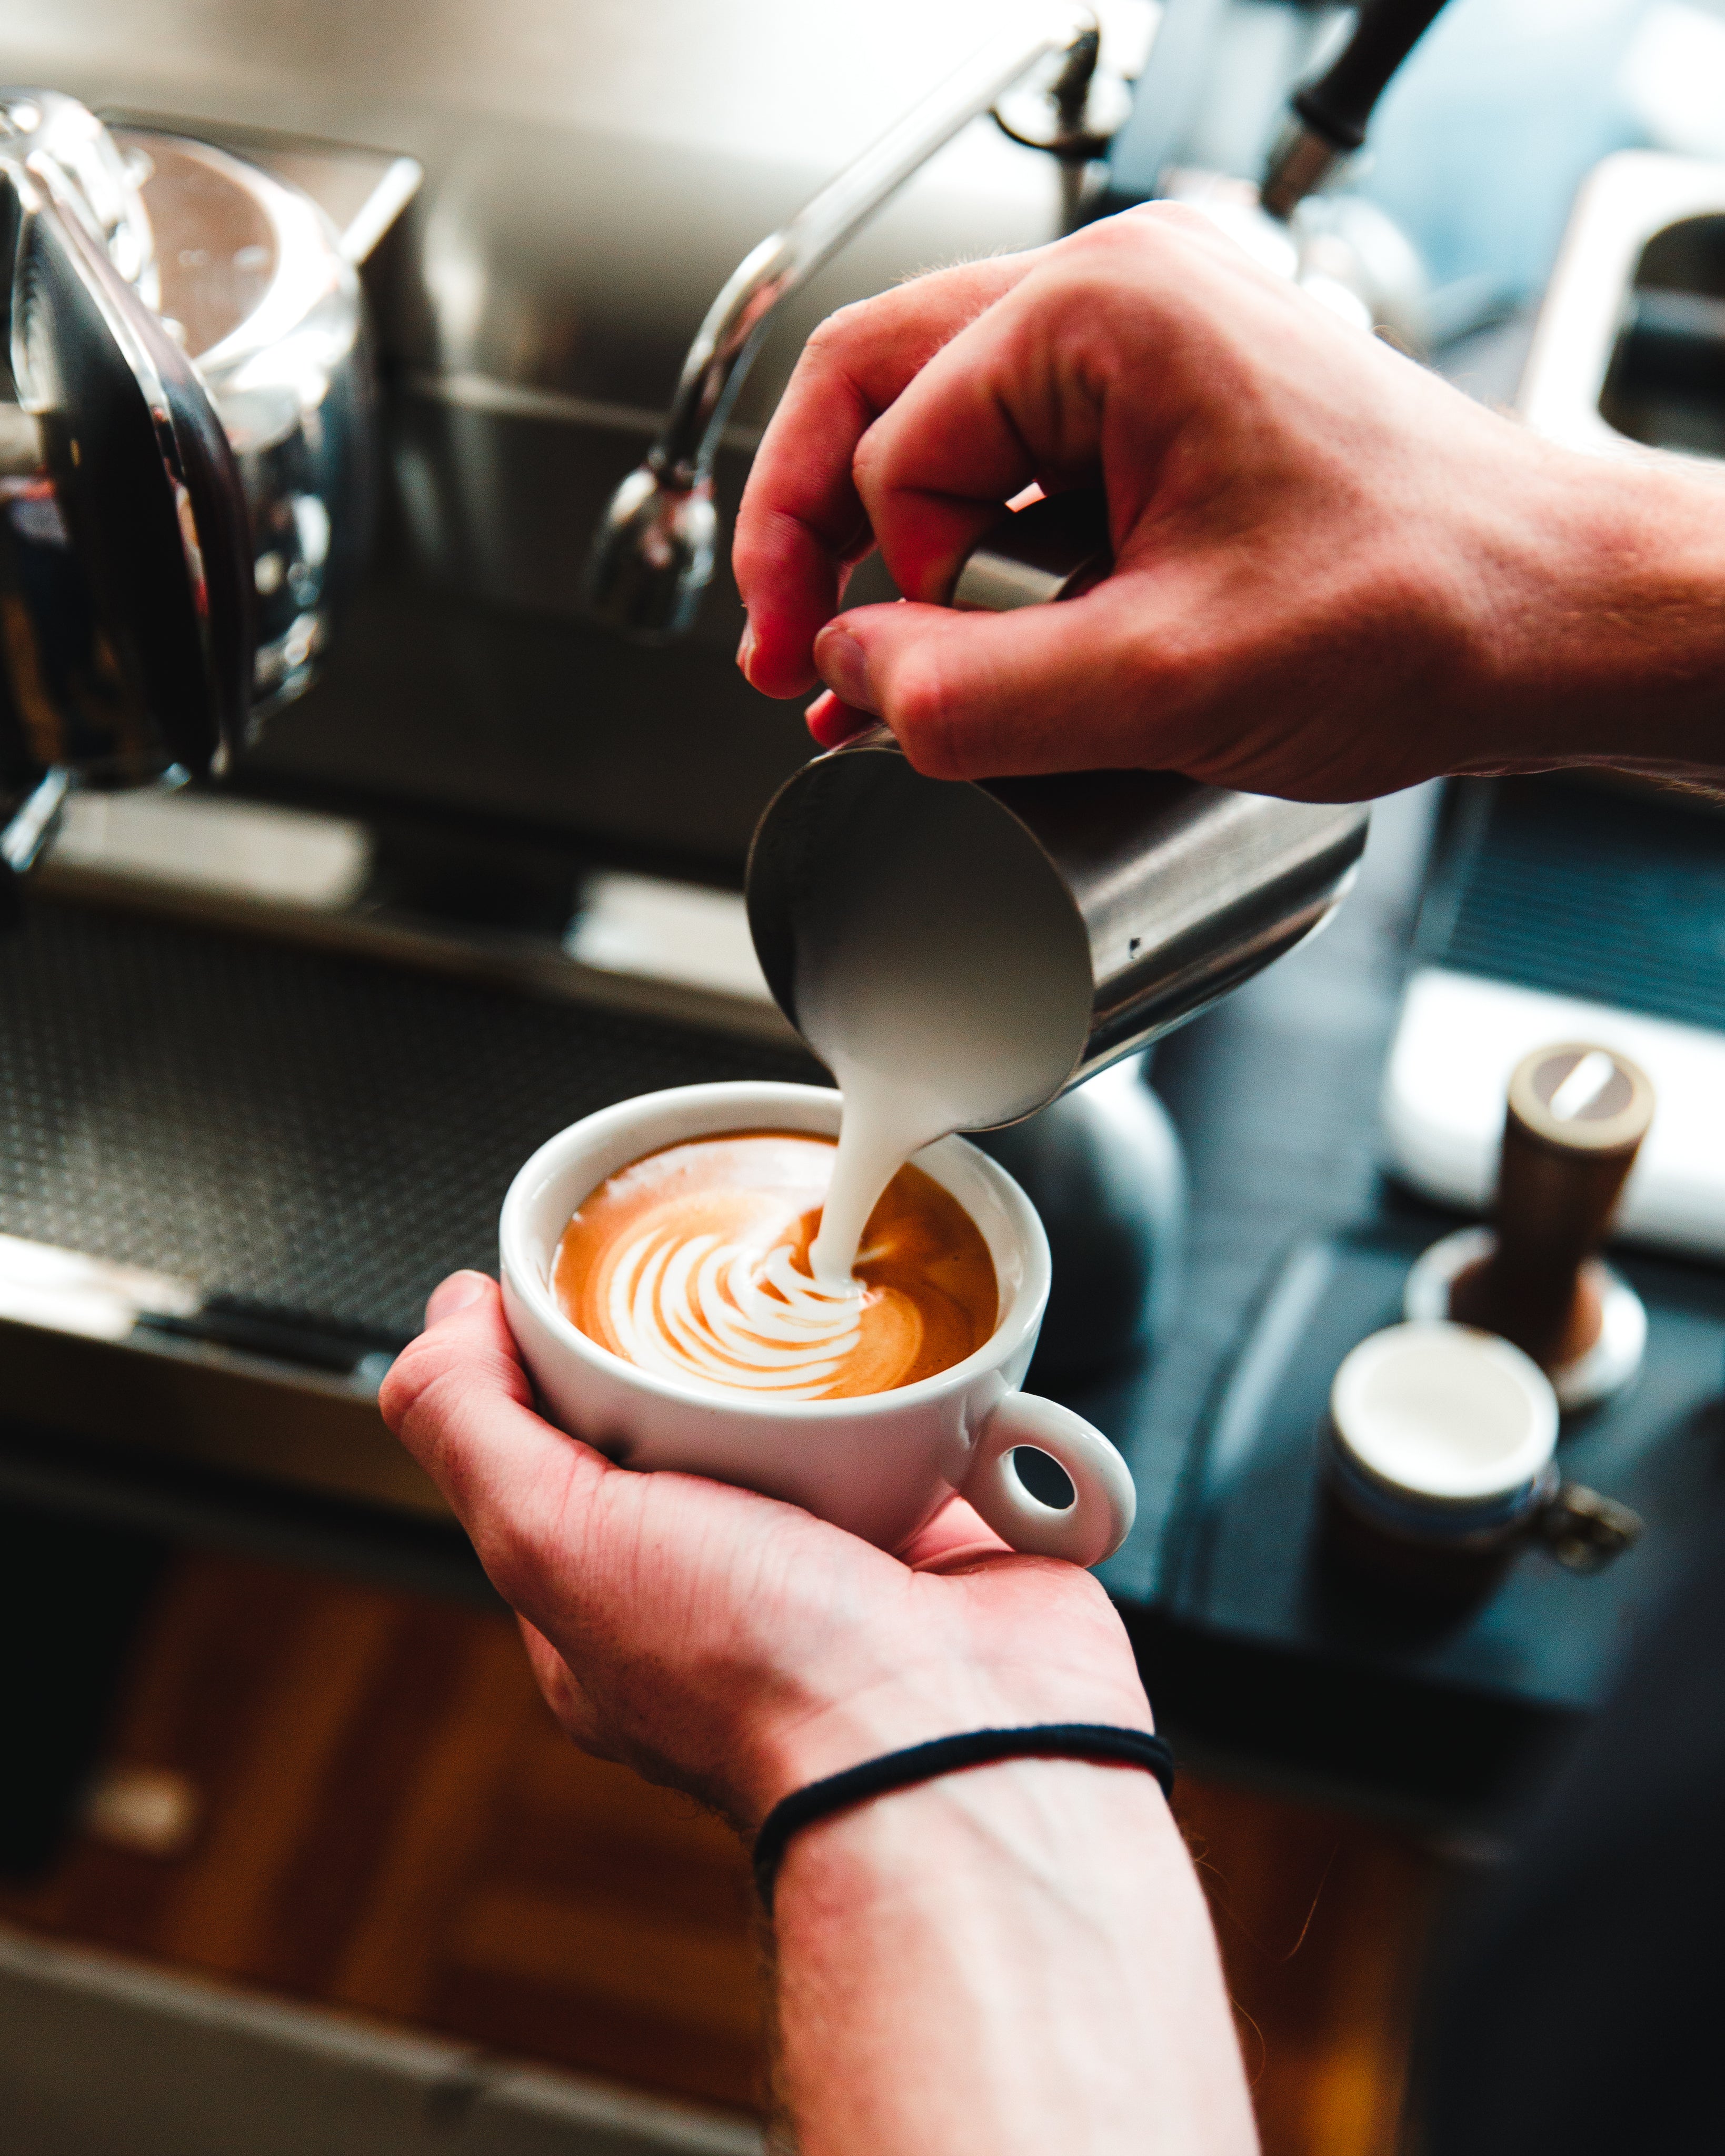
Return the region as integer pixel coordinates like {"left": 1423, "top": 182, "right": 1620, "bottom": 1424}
{"left": 553, "top": 1131, "right": 998, "bottom": 1403}
{"left": 609, "top": 1226, "right": 864, "bottom": 1397}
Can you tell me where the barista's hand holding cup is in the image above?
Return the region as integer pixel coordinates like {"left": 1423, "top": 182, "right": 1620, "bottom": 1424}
{"left": 500, "top": 1081, "right": 1136, "bottom": 1564}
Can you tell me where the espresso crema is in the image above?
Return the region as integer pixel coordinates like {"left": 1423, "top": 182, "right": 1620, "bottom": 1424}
{"left": 553, "top": 1131, "right": 996, "bottom": 1401}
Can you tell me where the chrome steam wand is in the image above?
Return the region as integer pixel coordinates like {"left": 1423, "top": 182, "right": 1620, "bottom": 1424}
{"left": 582, "top": 8, "right": 1092, "bottom": 645}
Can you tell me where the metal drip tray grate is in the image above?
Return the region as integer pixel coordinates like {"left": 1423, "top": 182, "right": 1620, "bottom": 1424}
{"left": 1423, "top": 778, "right": 1725, "bottom": 1030}
{"left": 0, "top": 899, "right": 822, "bottom": 1346}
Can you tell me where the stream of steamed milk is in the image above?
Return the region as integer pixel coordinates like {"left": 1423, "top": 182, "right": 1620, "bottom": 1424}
{"left": 790, "top": 770, "right": 1098, "bottom": 1288}
{"left": 809, "top": 1051, "right": 976, "bottom": 1285}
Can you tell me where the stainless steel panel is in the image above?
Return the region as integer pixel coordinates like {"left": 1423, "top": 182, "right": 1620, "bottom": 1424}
{"left": 0, "top": 3, "right": 1076, "bottom": 854}
{"left": 0, "top": 1314, "right": 446, "bottom": 1516}
{"left": 5, "top": 2, "right": 1065, "bottom": 559}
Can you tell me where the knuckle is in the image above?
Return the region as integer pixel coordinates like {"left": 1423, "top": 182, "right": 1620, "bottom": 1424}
{"left": 888, "top": 654, "right": 966, "bottom": 778}
{"left": 1063, "top": 213, "right": 1139, "bottom": 261}
{"left": 1045, "top": 203, "right": 1229, "bottom": 302}
{"left": 382, "top": 1337, "right": 526, "bottom": 1452}
{"left": 803, "top": 298, "right": 874, "bottom": 366}
{"left": 377, "top": 1333, "right": 445, "bottom": 1433}
{"left": 1111, "top": 199, "right": 1212, "bottom": 252}
{"left": 1128, "top": 198, "right": 1212, "bottom": 238}
{"left": 391, "top": 1358, "right": 473, "bottom": 1454}
{"left": 850, "top": 422, "right": 891, "bottom": 500}
{"left": 473, "top": 1511, "right": 542, "bottom": 1610}
{"left": 1045, "top": 213, "right": 1152, "bottom": 280}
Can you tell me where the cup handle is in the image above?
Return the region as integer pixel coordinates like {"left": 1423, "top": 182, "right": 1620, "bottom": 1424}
{"left": 1534, "top": 1481, "right": 1644, "bottom": 1572}
{"left": 961, "top": 1393, "right": 1136, "bottom": 1567}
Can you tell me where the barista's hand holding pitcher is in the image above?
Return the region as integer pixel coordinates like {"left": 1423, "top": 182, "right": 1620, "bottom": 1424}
{"left": 735, "top": 202, "right": 1725, "bottom": 801}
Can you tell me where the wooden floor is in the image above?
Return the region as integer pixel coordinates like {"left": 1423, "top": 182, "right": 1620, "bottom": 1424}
{"left": 0, "top": 1548, "right": 1443, "bottom": 2149}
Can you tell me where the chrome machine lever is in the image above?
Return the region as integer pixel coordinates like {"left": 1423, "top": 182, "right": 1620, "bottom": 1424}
{"left": 0, "top": 91, "right": 387, "bottom": 920}
{"left": 0, "top": 95, "right": 254, "bottom": 808}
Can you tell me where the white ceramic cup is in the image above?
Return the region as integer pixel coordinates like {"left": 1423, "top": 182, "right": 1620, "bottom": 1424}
{"left": 499, "top": 1081, "right": 1137, "bottom": 1565}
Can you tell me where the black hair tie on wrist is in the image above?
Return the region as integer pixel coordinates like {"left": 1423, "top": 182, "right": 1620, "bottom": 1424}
{"left": 751, "top": 1723, "right": 1175, "bottom": 1915}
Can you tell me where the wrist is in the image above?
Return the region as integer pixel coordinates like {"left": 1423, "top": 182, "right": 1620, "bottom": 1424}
{"left": 1465, "top": 446, "right": 1725, "bottom": 778}
{"left": 738, "top": 1644, "right": 1154, "bottom": 1834}
{"left": 776, "top": 1743, "right": 1174, "bottom": 1913}
{"left": 769, "top": 1751, "right": 1255, "bottom": 2156}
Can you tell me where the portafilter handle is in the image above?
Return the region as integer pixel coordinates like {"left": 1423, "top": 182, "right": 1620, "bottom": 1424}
{"left": 1261, "top": 0, "right": 1453, "bottom": 219}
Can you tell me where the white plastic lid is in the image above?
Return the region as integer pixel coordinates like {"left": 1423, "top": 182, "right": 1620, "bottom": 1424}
{"left": 1329, "top": 1321, "right": 1559, "bottom": 1502}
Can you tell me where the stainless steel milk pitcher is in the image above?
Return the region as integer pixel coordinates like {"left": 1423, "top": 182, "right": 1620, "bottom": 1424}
{"left": 745, "top": 491, "right": 1370, "bottom": 1123}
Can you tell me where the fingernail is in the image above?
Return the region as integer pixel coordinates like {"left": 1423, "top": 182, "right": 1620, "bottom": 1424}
{"left": 425, "top": 1270, "right": 489, "bottom": 1326}
{"left": 815, "top": 624, "right": 875, "bottom": 712}
{"left": 736, "top": 616, "right": 756, "bottom": 678}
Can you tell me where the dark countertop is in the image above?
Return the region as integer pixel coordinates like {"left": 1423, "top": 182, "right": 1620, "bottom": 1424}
{"left": 1094, "top": 782, "right": 1442, "bottom": 1606}
{"left": 1091, "top": 759, "right": 1725, "bottom": 1828}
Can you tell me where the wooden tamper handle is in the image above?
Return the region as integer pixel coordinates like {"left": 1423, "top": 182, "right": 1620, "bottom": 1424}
{"left": 1449, "top": 1044, "right": 1654, "bottom": 1372}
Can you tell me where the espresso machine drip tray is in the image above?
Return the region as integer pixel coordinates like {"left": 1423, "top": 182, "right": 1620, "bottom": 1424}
{"left": 0, "top": 896, "right": 822, "bottom": 1519}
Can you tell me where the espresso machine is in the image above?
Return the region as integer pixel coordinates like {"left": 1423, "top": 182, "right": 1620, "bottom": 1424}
{"left": 0, "top": 2, "right": 1450, "bottom": 1547}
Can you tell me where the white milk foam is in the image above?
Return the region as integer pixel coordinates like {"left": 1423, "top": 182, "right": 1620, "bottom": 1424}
{"left": 608, "top": 1214, "right": 863, "bottom": 1398}
{"left": 792, "top": 765, "right": 1095, "bottom": 1284}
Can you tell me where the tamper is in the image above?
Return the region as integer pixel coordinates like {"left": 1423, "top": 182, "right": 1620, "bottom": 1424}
{"left": 1403, "top": 1044, "right": 1655, "bottom": 1411}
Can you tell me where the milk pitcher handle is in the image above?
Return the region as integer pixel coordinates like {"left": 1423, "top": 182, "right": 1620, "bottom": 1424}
{"left": 963, "top": 1392, "right": 1136, "bottom": 1568}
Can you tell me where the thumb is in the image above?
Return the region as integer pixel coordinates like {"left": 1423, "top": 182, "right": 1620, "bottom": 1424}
{"left": 814, "top": 582, "right": 1178, "bottom": 781}
{"left": 378, "top": 1272, "right": 610, "bottom": 1591}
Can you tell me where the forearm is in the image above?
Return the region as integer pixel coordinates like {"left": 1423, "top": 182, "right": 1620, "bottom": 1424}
{"left": 1467, "top": 448, "right": 1725, "bottom": 785}
{"left": 771, "top": 1759, "right": 1257, "bottom": 2156}
{"left": 736, "top": 208, "right": 1725, "bottom": 799}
